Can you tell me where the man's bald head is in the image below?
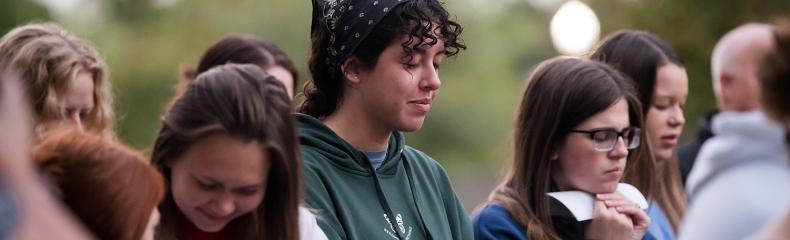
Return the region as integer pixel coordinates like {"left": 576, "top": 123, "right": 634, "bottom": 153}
{"left": 711, "top": 23, "right": 774, "bottom": 112}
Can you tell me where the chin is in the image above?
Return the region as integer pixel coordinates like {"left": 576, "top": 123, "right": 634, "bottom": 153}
{"left": 195, "top": 222, "right": 226, "bottom": 233}
{"left": 189, "top": 215, "right": 227, "bottom": 233}
{"left": 397, "top": 119, "right": 425, "bottom": 132}
{"left": 594, "top": 182, "right": 618, "bottom": 194}
{"left": 656, "top": 151, "right": 673, "bottom": 162}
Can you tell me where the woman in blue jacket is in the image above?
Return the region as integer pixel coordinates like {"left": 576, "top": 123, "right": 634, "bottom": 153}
{"left": 474, "top": 58, "right": 652, "bottom": 240}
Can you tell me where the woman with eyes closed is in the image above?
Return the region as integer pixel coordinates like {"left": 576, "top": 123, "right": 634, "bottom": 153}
{"left": 591, "top": 30, "right": 689, "bottom": 240}
{"left": 0, "top": 22, "right": 114, "bottom": 139}
{"left": 473, "top": 57, "right": 651, "bottom": 240}
{"left": 297, "top": 0, "right": 470, "bottom": 239}
{"left": 151, "top": 64, "right": 307, "bottom": 240}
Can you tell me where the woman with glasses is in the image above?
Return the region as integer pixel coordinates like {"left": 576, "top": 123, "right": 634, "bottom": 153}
{"left": 591, "top": 30, "right": 688, "bottom": 240}
{"left": 473, "top": 57, "right": 652, "bottom": 240}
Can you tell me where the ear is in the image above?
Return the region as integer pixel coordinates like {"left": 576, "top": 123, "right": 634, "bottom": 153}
{"left": 341, "top": 57, "right": 364, "bottom": 84}
{"left": 719, "top": 72, "right": 735, "bottom": 107}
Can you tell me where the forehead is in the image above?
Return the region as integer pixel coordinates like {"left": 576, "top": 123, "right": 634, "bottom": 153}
{"left": 654, "top": 63, "right": 688, "bottom": 96}
{"left": 175, "top": 133, "right": 268, "bottom": 184}
{"left": 62, "top": 71, "right": 94, "bottom": 107}
{"left": 575, "top": 98, "right": 631, "bottom": 129}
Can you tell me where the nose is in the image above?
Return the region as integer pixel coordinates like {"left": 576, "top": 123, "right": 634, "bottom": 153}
{"left": 668, "top": 105, "right": 685, "bottom": 128}
{"left": 608, "top": 136, "right": 629, "bottom": 159}
{"left": 211, "top": 192, "right": 236, "bottom": 217}
{"left": 419, "top": 64, "right": 441, "bottom": 91}
{"left": 65, "top": 112, "right": 84, "bottom": 132}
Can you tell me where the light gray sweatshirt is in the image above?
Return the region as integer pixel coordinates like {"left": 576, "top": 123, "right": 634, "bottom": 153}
{"left": 681, "top": 111, "right": 790, "bottom": 240}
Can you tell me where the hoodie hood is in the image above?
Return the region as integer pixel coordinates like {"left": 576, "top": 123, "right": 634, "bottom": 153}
{"left": 686, "top": 111, "right": 789, "bottom": 196}
{"left": 297, "top": 113, "right": 405, "bottom": 175}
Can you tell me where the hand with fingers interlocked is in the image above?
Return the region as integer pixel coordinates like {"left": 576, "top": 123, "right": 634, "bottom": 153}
{"left": 585, "top": 192, "right": 650, "bottom": 240}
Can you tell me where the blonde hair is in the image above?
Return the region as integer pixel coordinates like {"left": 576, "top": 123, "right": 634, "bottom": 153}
{"left": 0, "top": 22, "right": 113, "bottom": 138}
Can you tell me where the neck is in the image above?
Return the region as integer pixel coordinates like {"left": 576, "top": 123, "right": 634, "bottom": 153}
{"left": 323, "top": 102, "right": 391, "bottom": 152}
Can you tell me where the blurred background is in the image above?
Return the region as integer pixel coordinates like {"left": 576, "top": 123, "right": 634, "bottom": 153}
{"left": 2, "top": 0, "right": 788, "bottom": 211}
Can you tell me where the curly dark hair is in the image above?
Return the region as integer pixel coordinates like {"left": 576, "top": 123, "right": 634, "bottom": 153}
{"left": 299, "top": 0, "right": 466, "bottom": 118}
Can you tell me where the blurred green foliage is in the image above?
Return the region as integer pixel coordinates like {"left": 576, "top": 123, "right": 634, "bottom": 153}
{"left": 2, "top": 0, "right": 788, "bottom": 209}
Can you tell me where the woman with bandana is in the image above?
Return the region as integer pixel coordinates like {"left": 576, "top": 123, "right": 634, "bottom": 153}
{"left": 298, "top": 0, "right": 470, "bottom": 239}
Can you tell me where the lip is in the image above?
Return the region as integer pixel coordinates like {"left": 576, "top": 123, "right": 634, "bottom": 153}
{"left": 604, "top": 166, "right": 622, "bottom": 174}
{"left": 660, "top": 134, "right": 679, "bottom": 148}
{"left": 407, "top": 98, "right": 432, "bottom": 113}
{"left": 198, "top": 208, "right": 230, "bottom": 222}
{"left": 604, "top": 167, "right": 623, "bottom": 179}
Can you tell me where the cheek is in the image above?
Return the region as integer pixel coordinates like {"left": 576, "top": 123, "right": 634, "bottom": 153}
{"left": 562, "top": 159, "right": 593, "bottom": 182}
{"left": 236, "top": 194, "right": 265, "bottom": 215}
{"left": 646, "top": 110, "right": 665, "bottom": 137}
{"left": 170, "top": 174, "right": 208, "bottom": 208}
{"left": 557, "top": 143, "right": 595, "bottom": 183}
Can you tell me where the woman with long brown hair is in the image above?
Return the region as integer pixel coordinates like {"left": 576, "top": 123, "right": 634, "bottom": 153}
{"left": 591, "top": 30, "right": 688, "bottom": 240}
{"left": 473, "top": 57, "right": 652, "bottom": 240}
{"left": 151, "top": 64, "right": 305, "bottom": 240}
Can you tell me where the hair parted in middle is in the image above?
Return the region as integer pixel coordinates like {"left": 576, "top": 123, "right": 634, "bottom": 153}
{"left": 151, "top": 63, "right": 300, "bottom": 240}
{"left": 487, "top": 57, "right": 650, "bottom": 240}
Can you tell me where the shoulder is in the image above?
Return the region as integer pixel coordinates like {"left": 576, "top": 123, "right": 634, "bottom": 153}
{"left": 401, "top": 145, "right": 459, "bottom": 192}
{"left": 402, "top": 145, "right": 444, "bottom": 173}
{"left": 472, "top": 203, "right": 526, "bottom": 240}
{"left": 681, "top": 170, "right": 790, "bottom": 240}
{"left": 300, "top": 147, "right": 326, "bottom": 166}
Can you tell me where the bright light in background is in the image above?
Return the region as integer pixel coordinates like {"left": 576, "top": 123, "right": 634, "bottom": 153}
{"left": 33, "top": 0, "right": 104, "bottom": 29}
{"left": 549, "top": 0, "right": 600, "bottom": 56}
{"left": 152, "top": 0, "right": 181, "bottom": 9}
{"left": 34, "top": 0, "right": 82, "bottom": 17}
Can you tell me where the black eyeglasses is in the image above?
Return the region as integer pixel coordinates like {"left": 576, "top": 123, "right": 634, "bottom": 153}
{"left": 569, "top": 127, "right": 641, "bottom": 152}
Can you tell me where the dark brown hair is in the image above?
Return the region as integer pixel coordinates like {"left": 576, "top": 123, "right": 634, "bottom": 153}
{"left": 181, "top": 35, "right": 298, "bottom": 96}
{"left": 590, "top": 30, "right": 687, "bottom": 232}
{"left": 152, "top": 64, "right": 300, "bottom": 240}
{"left": 760, "top": 20, "right": 790, "bottom": 128}
{"left": 299, "top": 0, "right": 465, "bottom": 118}
{"left": 33, "top": 129, "right": 164, "bottom": 240}
{"left": 760, "top": 20, "right": 790, "bottom": 152}
{"left": 488, "top": 57, "right": 648, "bottom": 239}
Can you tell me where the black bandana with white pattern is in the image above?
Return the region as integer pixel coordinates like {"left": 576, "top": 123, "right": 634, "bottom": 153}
{"left": 311, "top": 0, "right": 409, "bottom": 76}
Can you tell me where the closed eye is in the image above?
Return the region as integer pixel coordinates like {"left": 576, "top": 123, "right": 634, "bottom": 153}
{"left": 198, "top": 181, "right": 219, "bottom": 190}
{"left": 234, "top": 187, "right": 261, "bottom": 196}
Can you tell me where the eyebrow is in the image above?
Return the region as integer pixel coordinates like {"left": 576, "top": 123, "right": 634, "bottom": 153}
{"left": 234, "top": 184, "right": 265, "bottom": 191}
{"left": 195, "top": 174, "right": 264, "bottom": 189}
{"left": 585, "top": 126, "right": 633, "bottom": 132}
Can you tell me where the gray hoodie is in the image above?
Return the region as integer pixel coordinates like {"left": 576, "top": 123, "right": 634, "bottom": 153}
{"left": 680, "top": 111, "right": 790, "bottom": 240}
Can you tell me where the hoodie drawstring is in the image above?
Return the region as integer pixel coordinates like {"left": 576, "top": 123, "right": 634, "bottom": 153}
{"left": 365, "top": 151, "right": 433, "bottom": 240}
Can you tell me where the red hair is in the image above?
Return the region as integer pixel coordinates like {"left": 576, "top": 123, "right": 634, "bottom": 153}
{"left": 33, "top": 130, "right": 164, "bottom": 240}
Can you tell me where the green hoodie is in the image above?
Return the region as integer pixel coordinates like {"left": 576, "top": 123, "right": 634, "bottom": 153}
{"left": 298, "top": 114, "right": 473, "bottom": 240}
